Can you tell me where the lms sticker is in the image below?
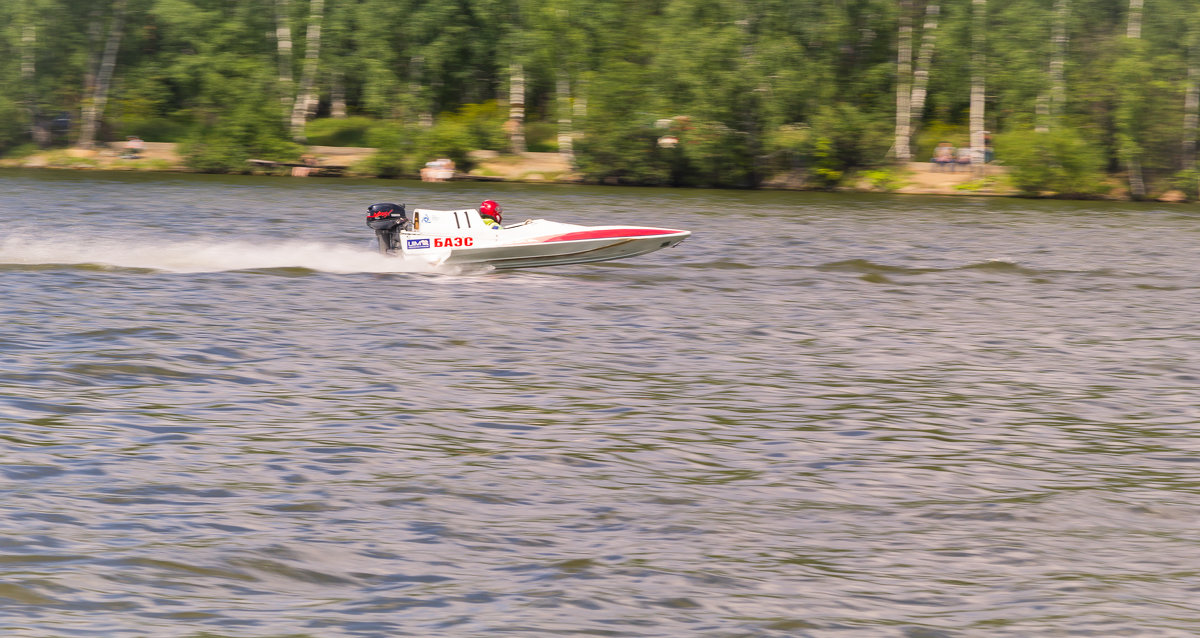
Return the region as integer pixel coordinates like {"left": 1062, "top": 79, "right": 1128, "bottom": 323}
{"left": 406, "top": 238, "right": 431, "bottom": 249}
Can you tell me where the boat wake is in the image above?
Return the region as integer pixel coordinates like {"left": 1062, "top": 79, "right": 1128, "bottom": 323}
{"left": 0, "top": 235, "right": 444, "bottom": 274}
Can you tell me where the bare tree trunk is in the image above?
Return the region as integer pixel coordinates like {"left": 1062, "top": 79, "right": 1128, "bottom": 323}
{"left": 275, "top": 0, "right": 294, "bottom": 123}
{"left": 1127, "top": 157, "right": 1146, "bottom": 198}
{"left": 572, "top": 83, "right": 587, "bottom": 146}
{"left": 1049, "top": 0, "right": 1068, "bottom": 118}
{"left": 1183, "top": 23, "right": 1200, "bottom": 173}
{"left": 1185, "top": 59, "right": 1199, "bottom": 171}
{"left": 82, "top": 7, "right": 103, "bottom": 100}
{"left": 20, "top": 20, "right": 49, "bottom": 146}
{"left": 969, "top": 0, "right": 986, "bottom": 169}
{"left": 1127, "top": 0, "right": 1143, "bottom": 39}
{"left": 20, "top": 22, "right": 35, "bottom": 101}
{"left": 1124, "top": 0, "right": 1146, "bottom": 198}
{"left": 909, "top": 3, "right": 940, "bottom": 145}
{"left": 1035, "top": 95, "right": 1050, "bottom": 133}
{"left": 893, "top": 0, "right": 914, "bottom": 161}
{"left": 406, "top": 55, "right": 431, "bottom": 125}
{"left": 1037, "top": 0, "right": 1068, "bottom": 132}
{"left": 556, "top": 71, "right": 573, "bottom": 161}
{"left": 508, "top": 63, "right": 526, "bottom": 154}
{"left": 290, "top": 0, "right": 324, "bottom": 142}
{"left": 574, "top": 91, "right": 587, "bottom": 122}
{"left": 408, "top": 56, "right": 432, "bottom": 125}
{"left": 77, "top": 0, "right": 127, "bottom": 150}
{"left": 331, "top": 71, "right": 346, "bottom": 118}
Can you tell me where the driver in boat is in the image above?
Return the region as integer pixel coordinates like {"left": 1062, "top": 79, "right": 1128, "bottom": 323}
{"left": 479, "top": 200, "right": 502, "bottom": 229}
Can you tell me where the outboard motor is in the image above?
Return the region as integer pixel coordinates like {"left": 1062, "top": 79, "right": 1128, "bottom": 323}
{"left": 366, "top": 203, "right": 409, "bottom": 253}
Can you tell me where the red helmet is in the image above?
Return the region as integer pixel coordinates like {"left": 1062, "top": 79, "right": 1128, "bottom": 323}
{"left": 480, "top": 200, "right": 502, "bottom": 224}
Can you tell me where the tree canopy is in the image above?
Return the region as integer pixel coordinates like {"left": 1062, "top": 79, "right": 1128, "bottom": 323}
{"left": 3, "top": 0, "right": 1199, "bottom": 194}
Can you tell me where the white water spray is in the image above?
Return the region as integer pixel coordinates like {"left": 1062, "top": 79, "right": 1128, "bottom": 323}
{"left": 0, "top": 235, "right": 443, "bottom": 274}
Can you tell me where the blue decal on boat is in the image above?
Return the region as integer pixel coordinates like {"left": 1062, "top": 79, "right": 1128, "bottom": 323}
{"left": 406, "top": 238, "right": 431, "bottom": 249}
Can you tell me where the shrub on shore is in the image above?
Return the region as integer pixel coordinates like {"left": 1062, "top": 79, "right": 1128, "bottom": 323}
{"left": 996, "top": 128, "right": 1107, "bottom": 197}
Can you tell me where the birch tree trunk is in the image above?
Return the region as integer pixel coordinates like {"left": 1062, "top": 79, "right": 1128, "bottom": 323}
{"left": 290, "top": 0, "right": 324, "bottom": 142}
{"left": 20, "top": 19, "right": 48, "bottom": 146}
{"left": 909, "top": 3, "right": 940, "bottom": 144}
{"left": 275, "top": 0, "right": 294, "bottom": 123}
{"left": 1183, "top": 67, "right": 1198, "bottom": 170}
{"left": 969, "top": 0, "right": 986, "bottom": 169}
{"left": 1035, "top": 95, "right": 1050, "bottom": 132}
{"left": 1049, "top": 0, "right": 1067, "bottom": 119}
{"left": 21, "top": 23, "right": 36, "bottom": 96}
{"left": 77, "top": 0, "right": 127, "bottom": 150}
{"left": 82, "top": 6, "right": 103, "bottom": 102}
{"left": 556, "top": 71, "right": 573, "bottom": 161}
{"left": 408, "top": 56, "right": 431, "bottom": 125}
{"left": 572, "top": 83, "right": 587, "bottom": 145}
{"left": 1184, "top": 54, "right": 1199, "bottom": 171}
{"left": 893, "top": 0, "right": 914, "bottom": 161}
{"left": 508, "top": 63, "right": 526, "bottom": 154}
{"left": 574, "top": 90, "right": 587, "bottom": 123}
{"left": 1126, "top": 0, "right": 1143, "bottom": 39}
{"left": 331, "top": 72, "right": 347, "bottom": 118}
{"left": 1127, "top": 158, "right": 1145, "bottom": 198}
{"left": 1037, "top": 0, "right": 1068, "bottom": 132}
{"left": 1124, "top": 0, "right": 1146, "bottom": 198}
{"left": 1183, "top": 21, "right": 1200, "bottom": 173}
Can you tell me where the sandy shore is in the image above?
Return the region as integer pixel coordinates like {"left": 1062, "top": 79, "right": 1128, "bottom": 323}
{"left": 1, "top": 142, "right": 1026, "bottom": 197}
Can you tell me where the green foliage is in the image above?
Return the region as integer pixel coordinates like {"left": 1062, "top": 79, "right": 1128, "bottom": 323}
{"left": 861, "top": 168, "right": 906, "bottom": 191}
{"left": 413, "top": 119, "right": 476, "bottom": 173}
{"left": 574, "top": 124, "right": 668, "bottom": 185}
{"left": 573, "top": 62, "right": 671, "bottom": 185}
{"left": 358, "top": 121, "right": 416, "bottom": 178}
{"left": 2, "top": 0, "right": 1199, "bottom": 195}
{"left": 952, "top": 176, "right": 1004, "bottom": 192}
{"left": 109, "top": 66, "right": 189, "bottom": 141}
{"left": 764, "top": 105, "right": 891, "bottom": 188}
{"left": 764, "top": 124, "right": 812, "bottom": 173}
{"left": 913, "top": 122, "right": 969, "bottom": 164}
{"left": 181, "top": 100, "right": 302, "bottom": 174}
{"left": 345, "top": 103, "right": 508, "bottom": 177}
{"left": 452, "top": 102, "right": 510, "bottom": 152}
{"left": 996, "top": 128, "right": 1107, "bottom": 197}
{"left": 305, "top": 117, "right": 387, "bottom": 147}
{"left": 410, "top": 102, "right": 509, "bottom": 173}
{"left": 1, "top": 143, "right": 41, "bottom": 159}
{"left": 808, "top": 105, "right": 892, "bottom": 174}
{"left": 112, "top": 116, "right": 193, "bottom": 143}
{"left": 1168, "top": 169, "right": 1200, "bottom": 200}
{"left": 0, "top": 97, "right": 26, "bottom": 154}
{"left": 674, "top": 120, "right": 756, "bottom": 188}
{"left": 525, "top": 121, "right": 559, "bottom": 153}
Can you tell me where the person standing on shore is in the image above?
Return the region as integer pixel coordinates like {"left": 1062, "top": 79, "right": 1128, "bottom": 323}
{"left": 932, "top": 142, "right": 955, "bottom": 171}
{"left": 122, "top": 136, "right": 144, "bottom": 159}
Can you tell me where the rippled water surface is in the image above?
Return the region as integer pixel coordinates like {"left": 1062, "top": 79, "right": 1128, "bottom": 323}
{"left": 2, "top": 169, "right": 1200, "bottom": 637}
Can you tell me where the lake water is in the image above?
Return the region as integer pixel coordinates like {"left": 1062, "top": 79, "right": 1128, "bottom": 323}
{"left": 1, "top": 168, "right": 1199, "bottom": 637}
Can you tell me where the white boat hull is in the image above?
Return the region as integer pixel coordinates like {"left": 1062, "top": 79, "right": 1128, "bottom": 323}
{"left": 439, "top": 229, "right": 690, "bottom": 269}
{"left": 380, "top": 209, "right": 690, "bottom": 270}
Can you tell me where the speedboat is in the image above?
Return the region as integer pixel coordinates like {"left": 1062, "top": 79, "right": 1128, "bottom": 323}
{"left": 365, "top": 203, "right": 690, "bottom": 269}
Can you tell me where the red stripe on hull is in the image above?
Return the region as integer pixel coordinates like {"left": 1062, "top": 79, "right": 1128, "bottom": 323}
{"left": 539, "top": 228, "right": 681, "bottom": 243}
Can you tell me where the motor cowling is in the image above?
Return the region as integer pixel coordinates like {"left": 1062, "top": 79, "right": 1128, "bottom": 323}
{"left": 366, "top": 202, "right": 409, "bottom": 252}
{"left": 367, "top": 202, "right": 406, "bottom": 229}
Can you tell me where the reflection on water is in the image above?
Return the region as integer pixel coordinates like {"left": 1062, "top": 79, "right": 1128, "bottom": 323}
{"left": 1, "top": 169, "right": 1199, "bottom": 636}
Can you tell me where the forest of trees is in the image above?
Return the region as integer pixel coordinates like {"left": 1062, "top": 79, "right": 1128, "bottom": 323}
{"left": 2, "top": 0, "right": 1199, "bottom": 196}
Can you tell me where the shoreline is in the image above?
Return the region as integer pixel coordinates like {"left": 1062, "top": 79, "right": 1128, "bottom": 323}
{"left": 0, "top": 142, "right": 1190, "bottom": 201}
